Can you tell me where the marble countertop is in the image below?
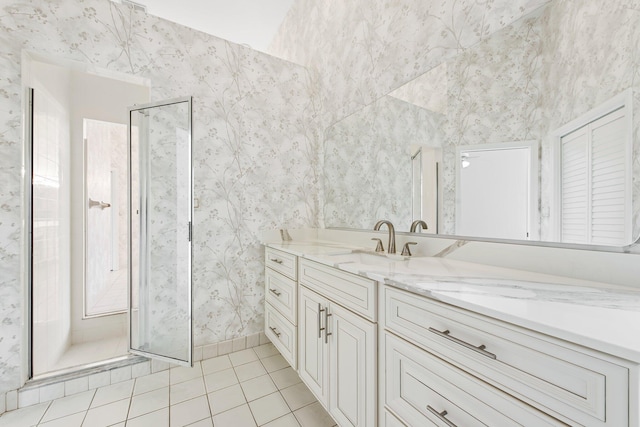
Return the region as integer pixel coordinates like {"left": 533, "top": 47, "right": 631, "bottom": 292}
{"left": 266, "top": 240, "right": 640, "bottom": 363}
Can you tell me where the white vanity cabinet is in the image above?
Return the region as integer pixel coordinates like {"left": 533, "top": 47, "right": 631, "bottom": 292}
{"left": 298, "top": 259, "right": 377, "bottom": 427}
{"left": 264, "top": 248, "right": 298, "bottom": 369}
{"left": 380, "top": 285, "right": 631, "bottom": 427}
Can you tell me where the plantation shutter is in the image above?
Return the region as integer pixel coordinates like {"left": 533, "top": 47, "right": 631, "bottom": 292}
{"left": 561, "top": 127, "right": 589, "bottom": 243}
{"left": 560, "top": 107, "right": 629, "bottom": 245}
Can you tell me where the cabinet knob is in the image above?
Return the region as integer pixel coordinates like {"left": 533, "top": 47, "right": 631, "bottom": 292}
{"left": 270, "top": 258, "right": 283, "bottom": 264}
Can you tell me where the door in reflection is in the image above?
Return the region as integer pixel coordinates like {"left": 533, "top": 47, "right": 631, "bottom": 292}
{"left": 129, "top": 97, "right": 192, "bottom": 365}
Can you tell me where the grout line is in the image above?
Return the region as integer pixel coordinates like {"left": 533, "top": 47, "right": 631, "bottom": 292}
{"left": 34, "top": 401, "right": 52, "bottom": 426}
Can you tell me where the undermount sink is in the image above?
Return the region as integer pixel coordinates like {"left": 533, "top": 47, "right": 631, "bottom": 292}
{"left": 326, "top": 251, "right": 409, "bottom": 265}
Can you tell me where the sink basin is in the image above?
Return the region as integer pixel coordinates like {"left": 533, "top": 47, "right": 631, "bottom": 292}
{"left": 326, "top": 251, "right": 408, "bottom": 265}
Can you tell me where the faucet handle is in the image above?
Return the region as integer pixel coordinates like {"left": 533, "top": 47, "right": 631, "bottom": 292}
{"left": 401, "top": 242, "right": 417, "bottom": 256}
{"left": 371, "top": 238, "right": 384, "bottom": 252}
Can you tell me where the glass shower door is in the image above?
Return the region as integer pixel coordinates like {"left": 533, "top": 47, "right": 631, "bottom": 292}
{"left": 129, "top": 97, "right": 192, "bottom": 365}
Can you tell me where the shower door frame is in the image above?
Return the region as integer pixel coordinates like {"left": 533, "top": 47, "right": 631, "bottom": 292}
{"left": 127, "top": 96, "right": 194, "bottom": 367}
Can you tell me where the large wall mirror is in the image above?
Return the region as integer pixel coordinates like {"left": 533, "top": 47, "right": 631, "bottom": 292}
{"left": 323, "top": 0, "right": 640, "bottom": 247}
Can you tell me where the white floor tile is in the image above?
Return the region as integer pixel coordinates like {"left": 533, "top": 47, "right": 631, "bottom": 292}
{"left": 280, "top": 382, "right": 316, "bottom": 411}
{"left": 41, "top": 390, "right": 94, "bottom": 423}
{"left": 169, "top": 395, "right": 211, "bottom": 426}
{"left": 263, "top": 413, "right": 301, "bottom": 427}
{"left": 81, "top": 398, "right": 129, "bottom": 427}
{"left": 254, "top": 344, "right": 279, "bottom": 359}
{"left": 128, "top": 386, "right": 169, "bottom": 419}
{"left": 0, "top": 346, "right": 325, "bottom": 427}
{"left": 170, "top": 362, "right": 202, "bottom": 385}
{"left": 269, "top": 367, "right": 301, "bottom": 390}
{"left": 38, "top": 411, "right": 85, "bottom": 427}
{"left": 126, "top": 408, "right": 169, "bottom": 427}
{"left": 212, "top": 404, "right": 257, "bottom": 427}
{"left": 203, "top": 368, "right": 238, "bottom": 393}
{"left": 201, "top": 355, "right": 231, "bottom": 375}
{"left": 208, "top": 384, "right": 246, "bottom": 415}
{"left": 229, "top": 349, "right": 259, "bottom": 367}
{"left": 235, "top": 361, "right": 267, "bottom": 382}
{"left": 90, "top": 379, "right": 133, "bottom": 408}
{"left": 248, "top": 392, "right": 290, "bottom": 426}
{"left": 170, "top": 377, "right": 206, "bottom": 405}
{"left": 260, "top": 354, "right": 289, "bottom": 373}
{"left": 0, "top": 402, "right": 49, "bottom": 427}
{"left": 293, "top": 402, "right": 335, "bottom": 427}
{"left": 187, "top": 417, "right": 213, "bottom": 426}
{"left": 133, "top": 371, "right": 169, "bottom": 396}
{"left": 240, "top": 375, "right": 278, "bottom": 402}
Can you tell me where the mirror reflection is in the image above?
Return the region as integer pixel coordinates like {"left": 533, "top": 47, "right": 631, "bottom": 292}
{"left": 323, "top": 0, "right": 640, "bottom": 246}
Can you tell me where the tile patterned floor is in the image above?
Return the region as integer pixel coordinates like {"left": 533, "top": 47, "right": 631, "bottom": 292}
{"left": 0, "top": 344, "right": 337, "bottom": 427}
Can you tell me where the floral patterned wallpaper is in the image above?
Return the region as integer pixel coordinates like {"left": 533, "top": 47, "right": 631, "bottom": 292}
{"left": 272, "top": 0, "right": 640, "bottom": 243}
{"left": 270, "top": 0, "right": 550, "bottom": 229}
{"left": 0, "top": 0, "right": 318, "bottom": 394}
{"left": 270, "top": 0, "right": 550, "bottom": 125}
{"left": 323, "top": 94, "right": 444, "bottom": 230}
{"left": 435, "top": 0, "right": 640, "bottom": 240}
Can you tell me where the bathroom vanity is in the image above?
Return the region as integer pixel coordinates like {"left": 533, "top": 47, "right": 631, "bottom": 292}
{"left": 263, "top": 240, "right": 640, "bottom": 427}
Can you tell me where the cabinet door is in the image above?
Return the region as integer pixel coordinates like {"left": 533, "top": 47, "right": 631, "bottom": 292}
{"left": 329, "top": 302, "right": 377, "bottom": 427}
{"left": 298, "top": 286, "right": 329, "bottom": 406}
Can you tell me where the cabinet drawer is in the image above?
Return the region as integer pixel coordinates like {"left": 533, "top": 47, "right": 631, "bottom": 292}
{"left": 265, "top": 268, "right": 297, "bottom": 325}
{"left": 265, "top": 247, "right": 297, "bottom": 280}
{"left": 384, "top": 286, "right": 628, "bottom": 426}
{"left": 299, "top": 259, "right": 377, "bottom": 321}
{"left": 383, "top": 410, "right": 411, "bottom": 427}
{"left": 265, "top": 303, "right": 297, "bottom": 369}
{"left": 384, "top": 333, "right": 564, "bottom": 426}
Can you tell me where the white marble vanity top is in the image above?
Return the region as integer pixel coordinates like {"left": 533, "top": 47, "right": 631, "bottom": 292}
{"left": 266, "top": 240, "right": 640, "bottom": 363}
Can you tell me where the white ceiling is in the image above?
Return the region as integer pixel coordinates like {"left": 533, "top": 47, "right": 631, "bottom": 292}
{"left": 137, "top": 0, "right": 295, "bottom": 53}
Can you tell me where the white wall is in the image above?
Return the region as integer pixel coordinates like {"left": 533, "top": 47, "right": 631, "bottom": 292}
{"left": 29, "top": 60, "right": 72, "bottom": 375}
{"left": 69, "top": 69, "right": 149, "bottom": 344}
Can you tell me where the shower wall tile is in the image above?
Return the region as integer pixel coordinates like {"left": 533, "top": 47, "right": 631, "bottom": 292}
{"left": 17, "top": 388, "right": 39, "bottom": 408}
{"left": 0, "top": 0, "right": 317, "bottom": 395}
{"left": 88, "top": 372, "right": 111, "bottom": 390}
{"left": 64, "top": 377, "right": 88, "bottom": 396}
{"left": 6, "top": 390, "right": 17, "bottom": 412}
{"left": 131, "top": 361, "right": 151, "bottom": 379}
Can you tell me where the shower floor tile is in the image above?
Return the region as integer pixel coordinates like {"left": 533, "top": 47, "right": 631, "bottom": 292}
{"left": 1, "top": 344, "right": 337, "bottom": 426}
{"left": 48, "top": 335, "right": 128, "bottom": 373}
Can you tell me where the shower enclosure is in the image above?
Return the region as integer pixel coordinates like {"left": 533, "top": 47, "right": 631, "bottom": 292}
{"left": 27, "top": 55, "right": 193, "bottom": 378}
{"left": 128, "top": 97, "right": 193, "bottom": 365}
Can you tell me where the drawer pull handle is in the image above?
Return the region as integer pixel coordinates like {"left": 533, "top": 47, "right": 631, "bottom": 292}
{"left": 269, "top": 326, "right": 281, "bottom": 337}
{"left": 325, "top": 310, "right": 332, "bottom": 344}
{"left": 427, "top": 406, "right": 457, "bottom": 427}
{"left": 269, "top": 288, "right": 281, "bottom": 297}
{"left": 270, "top": 258, "right": 283, "bottom": 264}
{"left": 318, "top": 303, "right": 326, "bottom": 338}
{"left": 428, "top": 327, "right": 497, "bottom": 360}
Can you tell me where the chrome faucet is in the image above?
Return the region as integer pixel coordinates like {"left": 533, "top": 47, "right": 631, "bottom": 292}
{"left": 410, "top": 219, "right": 428, "bottom": 233}
{"left": 374, "top": 220, "right": 396, "bottom": 254}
